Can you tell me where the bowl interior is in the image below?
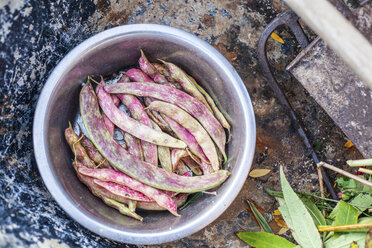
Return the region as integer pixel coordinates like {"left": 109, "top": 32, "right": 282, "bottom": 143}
{"left": 40, "top": 26, "right": 254, "bottom": 244}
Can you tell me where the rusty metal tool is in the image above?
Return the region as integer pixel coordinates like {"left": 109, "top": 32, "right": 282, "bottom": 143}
{"left": 287, "top": 1, "right": 372, "bottom": 159}
{"left": 257, "top": 10, "right": 337, "bottom": 199}
{"left": 258, "top": 0, "right": 372, "bottom": 199}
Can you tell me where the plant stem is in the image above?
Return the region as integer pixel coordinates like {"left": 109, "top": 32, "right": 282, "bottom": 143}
{"left": 318, "top": 223, "right": 372, "bottom": 232}
{"left": 347, "top": 158, "right": 372, "bottom": 167}
{"left": 318, "top": 162, "right": 372, "bottom": 188}
{"left": 359, "top": 168, "right": 372, "bottom": 175}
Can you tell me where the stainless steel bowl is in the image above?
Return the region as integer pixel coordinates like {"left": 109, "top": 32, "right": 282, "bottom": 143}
{"left": 33, "top": 24, "right": 256, "bottom": 244}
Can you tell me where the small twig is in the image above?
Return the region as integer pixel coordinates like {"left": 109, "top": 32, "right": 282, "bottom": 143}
{"left": 317, "top": 166, "right": 325, "bottom": 198}
{"left": 347, "top": 158, "right": 372, "bottom": 167}
{"left": 202, "top": 191, "right": 217, "bottom": 195}
{"left": 95, "top": 159, "right": 107, "bottom": 169}
{"left": 88, "top": 76, "right": 102, "bottom": 86}
{"left": 318, "top": 162, "right": 372, "bottom": 188}
{"left": 359, "top": 168, "right": 372, "bottom": 175}
{"left": 318, "top": 223, "right": 372, "bottom": 232}
{"left": 317, "top": 166, "right": 326, "bottom": 217}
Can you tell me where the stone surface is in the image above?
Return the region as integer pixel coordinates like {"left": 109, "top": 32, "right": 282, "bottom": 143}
{"left": 0, "top": 0, "right": 362, "bottom": 247}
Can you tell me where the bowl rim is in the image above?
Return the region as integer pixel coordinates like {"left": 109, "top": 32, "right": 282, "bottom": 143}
{"left": 33, "top": 23, "right": 256, "bottom": 244}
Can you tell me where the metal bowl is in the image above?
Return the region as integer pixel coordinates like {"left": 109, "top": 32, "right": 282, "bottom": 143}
{"left": 33, "top": 24, "right": 256, "bottom": 244}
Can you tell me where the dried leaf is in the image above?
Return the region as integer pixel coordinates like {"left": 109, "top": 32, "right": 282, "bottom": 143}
{"left": 270, "top": 32, "right": 285, "bottom": 44}
{"left": 273, "top": 209, "right": 281, "bottom": 216}
{"left": 345, "top": 140, "right": 354, "bottom": 148}
{"left": 279, "top": 227, "right": 289, "bottom": 235}
{"left": 275, "top": 217, "right": 288, "bottom": 228}
{"left": 280, "top": 166, "right": 323, "bottom": 248}
{"left": 237, "top": 232, "right": 296, "bottom": 248}
{"left": 247, "top": 200, "right": 273, "bottom": 234}
{"left": 249, "top": 169, "right": 271, "bottom": 178}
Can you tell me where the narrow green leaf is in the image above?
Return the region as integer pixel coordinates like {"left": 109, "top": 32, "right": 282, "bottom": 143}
{"left": 247, "top": 200, "right": 273, "bottom": 234}
{"left": 324, "top": 232, "right": 366, "bottom": 248}
{"left": 237, "top": 232, "right": 296, "bottom": 248}
{"left": 265, "top": 188, "right": 284, "bottom": 198}
{"left": 179, "top": 192, "right": 202, "bottom": 210}
{"left": 280, "top": 166, "right": 323, "bottom": 248}
{"left": 301, "top": 197, "right": 327, "bottom": 226}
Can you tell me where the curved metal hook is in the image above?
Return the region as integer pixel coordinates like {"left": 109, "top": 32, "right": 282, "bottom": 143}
{"left": 257, "top": 10, "right": 337, "bottom": 199}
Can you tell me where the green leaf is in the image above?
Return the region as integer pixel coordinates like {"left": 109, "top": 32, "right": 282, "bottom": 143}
{"left": 329, "top": 201, "right": 342, "bottom": 220}
{"left": 179, "top": 192, "right": 202, "bottom": 210}
{"left": 265, "top": 188, "right": 284, "bottom": 198}
{"left": 359, "top": 217, "right": 372, "bottom": 224}
{"left": 324, "top": 232, "right": 366, "bottom": 248}
{"left": 334, "top": 201, "right": 359, "bottom": 226}
{"left": 237, "top": 232, "right": 296, "bottom": 248}
{"left": 276, "top": 197, "right": 302, "bottom": 243}
{"left": 349, "top": 193, "right": 372, "bottom": 213}
{"left": 301, "top": 197, "right": 327, "bottom": 226}
{"left": 336, "top": 176, "right": 372, "bottom": 194}
{"left": 247, "top": 200, "right": 273, "bottom": 234}
{"left": 280, "top": 166, "right": 323, "bottom": 248}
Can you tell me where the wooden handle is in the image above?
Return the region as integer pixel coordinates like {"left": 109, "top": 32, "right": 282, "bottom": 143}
{"left": 284, "top": 0, "right": 372, "bottom": 90}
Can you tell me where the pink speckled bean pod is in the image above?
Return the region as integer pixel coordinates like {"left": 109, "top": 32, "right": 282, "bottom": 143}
{"left": 65, "top": 125, "right": 95, "bottom": 168}
{"left": 96, "top": 85, "right": 186, "bottom": 149}
{"left": 152, "top": 63, "right": 174, "bottom": 83}
{"left": 93, "top": 180, "right": 152, "bottom": 202}
{"left": 151, "top": 121, "right": 172, "bottom": 172}
{"left": 171, "top": 149, "right": 189, "bottom": 171}
{"left": 125, "top": 68, "right": 154, "bottom": 82}
{"left": 123, "top": 132, "right": 143, "bottom": 160}
{"left": 73, "top": 162, "right": 142, "bottom": 221}
{"left": 175, "top": 160, "right": 189, "bottom": 175}
{"left": 125, "top": 70, "right": 175, "bottom": 134}
{"left": 103, "top": 197, "right": 143, "bottom": 221}
{"left": 104, "top": 82, "right": 227, "bottom": 162}
{"left": 117, "top": 93, "right": 158, "bottom": 165}
{"left": 78, "top": 167, "right": 179, "bottom": 216}
{"left": 163, "top": 115, "right": 209, "bottom": 164}
{"left": 118, "top": 74, "right": 131, "bottom": 83}
{"left": 80, "top": 83, "right": 230, "bottom": 193}
{"left": 139, "top": 50, "right": 167, "bottom": 84}
{"left": 99, "top": 78, "right": 120, "bottom": 137}
{"left": 159, "top": 60, "right": 212, "bottom": 112}
{"left": 187, "top": 74, "right": 231, "bottom": 142}
{"left": 80, "top": 135, "right": 110, "bottom": 169}
{"left": 148, "top": 101, "right": 219, "bottom": 172}
{"left": 182, "top": 157, "right": 203, "bottom": 176}
{"left": 135, "top": 193, "right": 188, "bottom": 211}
